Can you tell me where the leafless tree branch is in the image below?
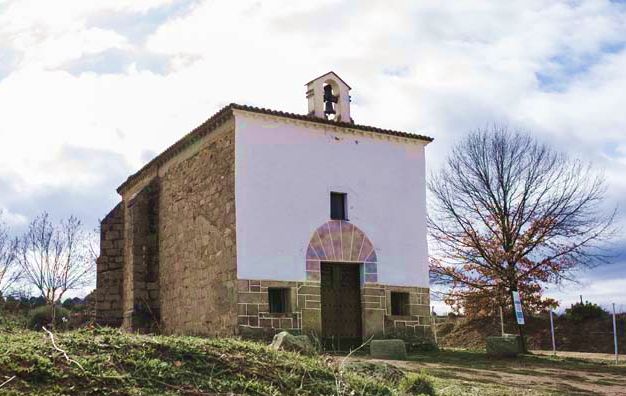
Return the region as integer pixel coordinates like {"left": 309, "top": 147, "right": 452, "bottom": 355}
{"left": 16, "top": 213, "right": 96, "bottom": 305}
{"left": 0, "top": 211, "right": 20, "bottom": 297}
{"left": 429, "top": 126, "right": 617, "bottom": 317}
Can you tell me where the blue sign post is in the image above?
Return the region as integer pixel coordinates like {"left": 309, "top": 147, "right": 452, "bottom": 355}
{"left": 512, "top": 290, "right": 527, "bottom": 353}
{"left": 512, "top": 291, "right": 525, "bottom": 325}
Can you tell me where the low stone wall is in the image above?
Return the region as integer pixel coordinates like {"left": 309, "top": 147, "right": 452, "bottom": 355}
{"left": 237, "top": 278, "right": 430, "bottom": 340}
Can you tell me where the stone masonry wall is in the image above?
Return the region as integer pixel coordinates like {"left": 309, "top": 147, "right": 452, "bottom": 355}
{"left": 237, "top": 279, "right": 320, "bottom": 340}
{"left": 238, "top": 278, "right": 431, "bottom": 341}
{"left": 96, "top": 203, "right": 125, "bottom": 327}
{"left": 121, "top": 179, "right": 160, "bottom": 332}
{"left": 158, "top": 129, "right": 237, "bottom": 335}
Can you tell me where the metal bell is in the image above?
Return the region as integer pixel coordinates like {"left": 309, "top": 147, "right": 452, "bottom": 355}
{"left": 323, "top": 85, "right": 338, "bottom": 115}
{"left": 324, "top": 101, "right": 336, "bottom": 115}
{"left": 324, "top": 84, "right": 338, "bottom": 103}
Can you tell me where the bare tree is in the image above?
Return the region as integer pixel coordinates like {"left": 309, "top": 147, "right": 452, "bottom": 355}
{"left": 429, "top": 127, "right": 616, "bottom": 323}
{"left": 0, "top": 212, "right": 20, "bottom": 298}
{"left": 17, "top": 213, "right": 96, "bottom": 306}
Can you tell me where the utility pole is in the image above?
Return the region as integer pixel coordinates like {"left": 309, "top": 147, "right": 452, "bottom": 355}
{"left": 613, "top": 303, "right": 619, "bottom": 364}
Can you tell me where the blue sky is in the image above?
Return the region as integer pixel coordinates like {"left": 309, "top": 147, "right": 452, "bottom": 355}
{"left": 0, "top": 0, "right": 624, "bottom": 311}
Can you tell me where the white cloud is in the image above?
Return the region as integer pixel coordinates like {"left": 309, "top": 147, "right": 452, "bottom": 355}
{"left": 0, "top": 0, "right": 625, "bottom": 302}
{"left": 545, "top": 277, "right": 626, "bottom": 314}
{"left": 0, "top": 206, "right": 28, "bottom": 228}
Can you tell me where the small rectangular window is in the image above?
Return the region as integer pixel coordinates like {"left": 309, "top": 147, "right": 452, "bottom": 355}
{"left": 330, "top": 192, "right": 347, "bottom": 220}
{"left": 268, "top": 288, "right": 290, "bottom": 314}
{"left": 391, "top": 292, "right": 410, "bottom": 316}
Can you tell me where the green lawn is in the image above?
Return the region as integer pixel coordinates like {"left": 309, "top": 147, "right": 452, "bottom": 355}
{"left": 0, "top": 327, "right": 395, "bottom": 395}
{"left": 1, "top": 323, "right": 623, "bottom": 395}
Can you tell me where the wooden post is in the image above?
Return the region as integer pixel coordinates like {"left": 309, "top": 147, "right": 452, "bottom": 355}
{"left": 613, "top": 303, "right": 619, "bottom": 364}
{"left": 499, "top": 306, "right": 505, "bottom": 336}
{"left": 549, "top": 310, "right": 556, "bottom": 357}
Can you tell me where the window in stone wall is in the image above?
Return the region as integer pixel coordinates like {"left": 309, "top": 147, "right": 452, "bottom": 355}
{"left": 330, "top": 192, "right": 347, "bottom": 220}
{"left": 390, "top": 292, "right": 410, "bottom": 316}
{"left": 268, "top": 288, "right": 290, "bottom": 314}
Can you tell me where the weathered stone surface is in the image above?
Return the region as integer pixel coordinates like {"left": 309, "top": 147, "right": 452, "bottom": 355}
{"left": 270, "top": 331, "right": 316, "bottom": 355}
{"left": 301, "top": 308, "right": 321, "bottom": 334}
{"left": 486, "top": 334, "right": 522, "bottom": 357}
{"left": 370, "top": 339, "right": 407, "bottom": 360}
{"left": 363, "top": 307, "right": 384, "bottom": 338}
{"left": 96, "top": 127, "right": 237, "bottom": 336}
{"left": 158, "top": 130, "right": 237, "bottom": 336}
{"left": 237, "top": 278, "right": 431, "bottom": 343}
{"left": 95, "top": 203, "right": 125, "bottom": 327}
{"left": 122, "top": 178, "right": 161, "bottom": 332}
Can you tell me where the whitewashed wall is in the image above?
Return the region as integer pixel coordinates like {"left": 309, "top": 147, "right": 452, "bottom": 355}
{"left": 234, "top": 112, "right": 430, "bottom": 287}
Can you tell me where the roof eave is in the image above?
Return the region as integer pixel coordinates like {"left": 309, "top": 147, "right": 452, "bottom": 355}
{"left": 117, "top": 102, "right": 433, "bottom": 195}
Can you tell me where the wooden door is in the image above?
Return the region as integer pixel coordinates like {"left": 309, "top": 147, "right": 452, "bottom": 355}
{"left": 320, "top": 262, "right": 362, "bottom": 351}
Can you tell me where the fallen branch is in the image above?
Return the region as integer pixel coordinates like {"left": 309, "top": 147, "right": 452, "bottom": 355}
{"left": 42, "top": 326, "right": 85, "bottom": 372}
{"left": 0, "top": 375, "right": 15, "bottom": 389}
{"left": 335, "top": 335, "right": 375, "bottom": 395}
{"left": 339, "top": 335, "right": 374, "bottom": 369}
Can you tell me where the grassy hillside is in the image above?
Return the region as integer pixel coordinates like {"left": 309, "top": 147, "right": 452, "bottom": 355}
{"left": 0, "top": 326, "right": 397, "bottom": 395}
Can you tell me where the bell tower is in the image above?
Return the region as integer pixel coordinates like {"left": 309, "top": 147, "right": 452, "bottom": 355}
{"left": 306, "top": 71, "right": 352, "bottom": 123}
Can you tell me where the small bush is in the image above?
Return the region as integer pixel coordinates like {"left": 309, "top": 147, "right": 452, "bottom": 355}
{"left": 27, "top": 305, "right": 71, "bottom": 330}
{"left": 564, "top": 301, "right": 608, "bottom": 322}
{"left": 406, "top": 338, "right": 438, "bottom": 353}
{"left": 343, "top": 361, "right": 406, "bottom": 386}
{"left": 398, "top": 370, "right": 436, "bottom": 395}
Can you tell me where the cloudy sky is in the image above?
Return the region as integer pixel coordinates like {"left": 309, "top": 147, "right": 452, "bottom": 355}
{"left": 0, "top": 0, "right": 624, "bottom": 311}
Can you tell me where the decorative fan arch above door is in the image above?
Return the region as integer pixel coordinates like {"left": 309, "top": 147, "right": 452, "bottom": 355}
{"left": 305, "top": 220, "right": 378, "bottom": 283}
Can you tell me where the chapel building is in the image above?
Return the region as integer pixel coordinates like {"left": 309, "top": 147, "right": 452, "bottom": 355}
{"left": 95, "top": 72, "right": 433, "bottom": 347}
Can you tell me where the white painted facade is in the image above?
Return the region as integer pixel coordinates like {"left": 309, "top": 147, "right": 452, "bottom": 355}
{"left": 234, "top": 111, "right": 430, "bottom": 287}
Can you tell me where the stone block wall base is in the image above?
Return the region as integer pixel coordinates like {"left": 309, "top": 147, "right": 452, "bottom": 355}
{"left": 122, "top": 305, "right": 161, "bottom": 333}
{"left": 238, "top": 278, "right": 430, "bottom": 341}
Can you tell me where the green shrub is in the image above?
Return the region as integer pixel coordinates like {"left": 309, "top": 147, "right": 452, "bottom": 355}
{"left": 27, "top": 305, "right": 71, "bottom": 331}
{"left": 398, "top": 370, "right": 435, "bottom": 395}
{"left": 406, "top": 338, "right": 438, "bottom": 353}
{"left": 343, "top": 361, "right": 406, "bottom": 386}
{"left": 0, "top": 310, "right": 27, "bottom": 330}
{"left": 564, "top": 301, "right": 608, "bottom": 322}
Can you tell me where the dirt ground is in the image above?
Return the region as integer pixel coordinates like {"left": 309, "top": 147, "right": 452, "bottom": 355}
{"left": 345, "top": 349, "right": 626, "bottom": 395}
{"left": 531, "top": 350, "right": 622, "bottom": 363}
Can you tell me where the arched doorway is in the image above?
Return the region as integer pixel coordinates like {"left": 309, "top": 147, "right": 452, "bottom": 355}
{"left": 305, "top": 220, "right": 378, "bottom": 349}
{"left": 305, "top": 220, "right": 378, "bottom": 283}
